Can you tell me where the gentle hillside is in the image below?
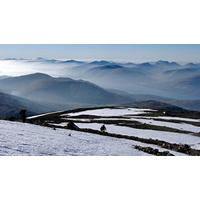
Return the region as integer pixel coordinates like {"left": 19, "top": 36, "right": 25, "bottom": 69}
{"left": 0, "top": 120, "right": 148, "bottom": 156}
{"left": 0, "top": 73, "right": 132, "bottom": 107}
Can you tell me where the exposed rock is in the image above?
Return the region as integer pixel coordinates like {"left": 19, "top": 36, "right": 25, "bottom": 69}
{"left": 134, "top": 145, "right": 174, "bottom": 156}
{"left": 100, "top": 125, "right": 106, "bottom": 132}
{"left": 66, "top": 121, "right": 80, "bottom": 130}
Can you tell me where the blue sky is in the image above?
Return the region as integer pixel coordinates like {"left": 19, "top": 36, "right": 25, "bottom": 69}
{"left": 0, "top": 44, "right": 200, "bottom": 63}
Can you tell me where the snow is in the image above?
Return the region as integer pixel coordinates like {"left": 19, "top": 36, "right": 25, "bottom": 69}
{"left": 49, "top": 122, "right": 185, "bottom": 155}
{"left": 192, "top": 143, "right": 200, "bottom": 150}
{"left": 28, "top": 110, "right": 64, "bottom": 119}
{"left": 65, "top": 116, "right": 200, "bottom": 133}
{"left": 52, "top": 107, "right": 200, "bottom": 152}
{"left": 72, "top": 122, "right": 200, "bottom": 147}
{"left": 127, "top": 118, "right": 200, "bottom": 133}
{"left": 62, "top": 118, "right": 91, "bottom": 122}
{"left": 64, "top": 108, "right": 156, "bottom": 117}
{"left": 7, "top": 105, "right": 200, "bottom": 155}
{"left": 134, "top": 116, "right": 200, "bottom": 122}
{"left": 0, "top": 120, "right": 151, "bottom": 156}
{"left": 0, "top": 120, "right": 186, "bottom": 155}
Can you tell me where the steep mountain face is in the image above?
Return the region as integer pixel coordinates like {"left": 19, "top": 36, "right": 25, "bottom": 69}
{"left": 0, "top": 92, "right": 52, "bottom": 118}
{"left": 0, "top": 92, "right": 27, "bottom": 117}
{"left": 0, "top": 73, "right": 131, "bottom": 107}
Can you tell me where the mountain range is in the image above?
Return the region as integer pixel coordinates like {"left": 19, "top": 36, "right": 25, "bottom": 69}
{"left": 0, "top": 73, "right": 132, "bottom": 113}
{"left": 0, "top": 58, "right": 200, "bottom": 116}
{"left": 1, "top": 58, "right": 199, "bottom": 99}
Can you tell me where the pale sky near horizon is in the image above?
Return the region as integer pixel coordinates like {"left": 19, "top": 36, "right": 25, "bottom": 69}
{"left": 0, "top": 44, "right": 200, "bottom": 63}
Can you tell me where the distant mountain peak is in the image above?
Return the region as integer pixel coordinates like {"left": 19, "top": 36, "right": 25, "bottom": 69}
{"left": 90, "top": 60, "right": 112, "bottom": 65}
{"left": 28, "top": 72, "right": 52, "bottom": 77}
{"left": 156, "top": 60, "right": 179, "bottom": 66}
{"left": 2, "top": 58, "right": 25, "bottom": 61}
{"left": 138, "top": 62, "right": 152, "bottom": 67}
{"left": 98, "top": 64, "right": 123, "bottom": 70}
{"left": 60, "top": 59, "right": 84, "bottom": 64}
{"left": 35, "top": 57, "right": 58, "bottom": 63}
{"left": 14, "top": 73, "right": 53, "bottom": 80}
{"left": 185, "top": 62, "right": 199, "bottom": 67}
{"left": 36, "top": 57, "right": 46, "bottom": 60}
{"left": 157, "top": 60, "right": 170, "bottom": 64}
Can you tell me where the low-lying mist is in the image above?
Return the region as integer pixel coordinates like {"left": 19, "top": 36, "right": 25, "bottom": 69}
{"left": 0, "top": 58, "right": 200, "bottom": 101}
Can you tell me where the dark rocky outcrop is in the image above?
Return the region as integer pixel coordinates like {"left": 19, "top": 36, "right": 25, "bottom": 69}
{"left": 66, "top": 121, "right": 80, "bottom": 131}
{"left": 134, "top": 145, "right": 174, "bottom": 156}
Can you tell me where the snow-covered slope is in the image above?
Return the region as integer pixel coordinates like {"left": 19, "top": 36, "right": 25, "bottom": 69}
{"left": 0, "top": 120, "right": 187, "bottom": 156}
{"left": 64, "top": 108, "right": 156, "bottom": 117}
{"left": 137, "top": 116, "right": 200, "bottom": 122}
{"left": 0, "top": 120, "right": 150, "bottom": 156}
{"left": 22, "top": 106, "right": 200, "bottom": 155}
{"left": 75, "top": 122, "right": 200, "bottom": 146}
{"left": 125, "top": 118, "right": 200, "bottom": 133}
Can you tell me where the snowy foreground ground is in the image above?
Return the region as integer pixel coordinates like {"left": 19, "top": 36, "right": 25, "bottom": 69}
{"left": 0, "top": 120, "right": 150, "bottom": 156}
{"left": 0, "top": 120, "right": 187, "bottom": 156}
{"left": 1, "top": 107, "right": 200, "bottom": 156}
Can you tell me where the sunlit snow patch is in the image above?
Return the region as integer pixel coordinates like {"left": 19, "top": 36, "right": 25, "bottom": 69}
{"left": 64, "top": 108, "right": 156, "bottom": 117}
